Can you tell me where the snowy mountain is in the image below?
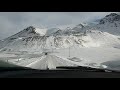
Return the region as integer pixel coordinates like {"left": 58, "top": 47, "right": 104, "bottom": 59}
{"left": 7, "top": 26, "right": 47, "bottom": 38}
{"left": 1, "top": 13, "right": 120, "bottom": 52}
{"left": 46, "top": 28, "right": 62, "bottom": 36}
{"left": 72, "top": 24, "right": 84, "bottom": 30}
{"left": 63, "top": 24, "right": 85, "bottom": 35}
{"left": 93, "top": 13, "right": 120, "bottom": 35}
{"left": 0, "top": 28, "right": 120, "bottom": 52}
{"left": 99, "top": 13, "right": 120, "bottom": 24}
{"left": 0, "top": 26, "right": 47, "bottom": 48}
{"left": 0, "top": 26, "right": 47, "bottom": 51}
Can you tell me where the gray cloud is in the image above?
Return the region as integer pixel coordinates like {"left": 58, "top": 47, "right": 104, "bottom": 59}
{"left": 0, "top": 12, "right": 116, "bottom": 40}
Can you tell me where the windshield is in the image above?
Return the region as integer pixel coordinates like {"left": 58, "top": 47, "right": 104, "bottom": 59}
{"left": 0, "top": 12, "right": 120, "bottom": 71}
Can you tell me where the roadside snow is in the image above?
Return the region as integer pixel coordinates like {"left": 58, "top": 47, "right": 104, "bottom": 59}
{"left": 54, "top": 45, "right": 120, "bottom": 67}
{"left": 26, "top": 55, "right": 78, "bottom": 70}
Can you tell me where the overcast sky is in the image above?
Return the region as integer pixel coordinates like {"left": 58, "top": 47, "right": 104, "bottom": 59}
{"left": 0, "top": 12, "right": 116, "bottom": 40}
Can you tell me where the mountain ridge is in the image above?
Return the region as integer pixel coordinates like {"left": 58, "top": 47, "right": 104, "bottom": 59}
{"left": 1, "top": 13, "right": 120, "bottom": 52}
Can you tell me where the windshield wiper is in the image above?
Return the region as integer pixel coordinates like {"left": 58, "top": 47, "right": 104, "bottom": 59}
{"left": 56, "top": 66, "right": 119, "bottom": 73}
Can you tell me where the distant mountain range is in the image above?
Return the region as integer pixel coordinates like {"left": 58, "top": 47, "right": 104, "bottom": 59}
{"left": 1, "top": 13, "right": 120, "bottom": 52}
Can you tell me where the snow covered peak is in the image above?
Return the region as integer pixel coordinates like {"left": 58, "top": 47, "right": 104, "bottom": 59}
{"left": 106, "top": 13, "right": 118, "bottom": 17}
{"left": 24, "top": 26, "right": 47, "bottom": 36}
{"left": 93, "top": 13, "right": 120, "bottom": 35}
{"left": 65, "top": 27, "right": 72, "bottom": 30}
{"left": 73, "top": 24, "right": 84, "bottom": 29}
{"left": 99, "top": 13, "right": 120, "bottom": 24}
{"left": 46, "top": 28, "right": 61, "bottom": 36}
{"left": 24, "top": 26, "right": 35, "bottom": 31}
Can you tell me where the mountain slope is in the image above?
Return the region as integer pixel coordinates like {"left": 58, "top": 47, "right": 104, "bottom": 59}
{"left": 1, "top": 28, "right": 120, "bottom": 52}
{"left": 0, "top": 26, "right": 47, "bottom": 51}
{"left": 1, "top": 13, "right": 120, "bottom": 52}
{"left": 93, "top": 13, "right": 120, "bottom": 35}
{"left": 46, "top": 28, "right": 62, "bottom": 36}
